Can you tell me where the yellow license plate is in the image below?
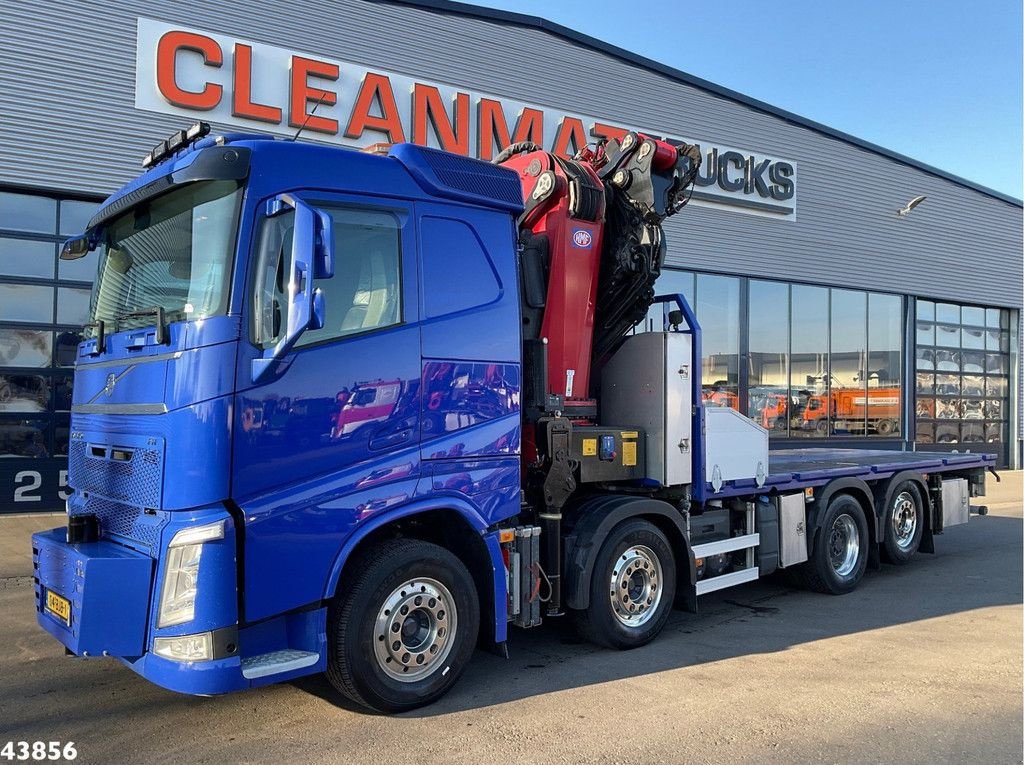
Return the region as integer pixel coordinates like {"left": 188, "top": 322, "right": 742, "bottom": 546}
{"left": 45, "top": 590, "right": 71, "bottom": 626}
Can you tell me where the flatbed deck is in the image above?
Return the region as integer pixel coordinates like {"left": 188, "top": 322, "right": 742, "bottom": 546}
{"left": 713, "top": 448, "right": 996, "bottom": 497}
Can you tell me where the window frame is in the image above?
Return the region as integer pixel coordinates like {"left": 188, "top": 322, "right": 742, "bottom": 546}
{"left": 246, "top": 194, "right": 412, "bottom": 354}
{"left": 0, "top": 187, "right": 102, "bottom": 470}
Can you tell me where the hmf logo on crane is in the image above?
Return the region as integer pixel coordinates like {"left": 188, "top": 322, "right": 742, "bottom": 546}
{"left": 135, "top": 18, "right": 797, "bottom": 216}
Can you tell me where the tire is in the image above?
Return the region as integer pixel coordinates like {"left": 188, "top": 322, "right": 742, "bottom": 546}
{"left": 882, "top": 482, "right": 924, "bottom": 564}
{"left": 875, "top": 418, "right": 896, "bottom": 435}
{"left": 795, "top": 494, "right": 869, "bottom": 594}
{"left": 574, "top": 519, "right": 676, "bottom": 649}
{"left": 326, "top": 539, "right": 479, "bottom": 713}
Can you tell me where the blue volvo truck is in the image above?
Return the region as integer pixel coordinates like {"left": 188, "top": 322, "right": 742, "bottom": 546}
{"left": 33, "top": 123, "right": 995, "bottom": 712}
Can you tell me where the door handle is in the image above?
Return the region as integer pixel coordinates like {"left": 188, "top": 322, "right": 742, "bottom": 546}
{"left": 369, "top": 429, "right": 414, "bottom": 451}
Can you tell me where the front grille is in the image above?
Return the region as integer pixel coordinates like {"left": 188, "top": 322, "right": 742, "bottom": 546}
{"left": 70, "top": 496, "right": 166, "bottom": 553}
{"left": 69, "top": 438, "right": 163, "bottom": 508}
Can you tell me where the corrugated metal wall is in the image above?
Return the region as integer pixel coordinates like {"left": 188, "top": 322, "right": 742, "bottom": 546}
{"left": 0, "top": 0, "right": 1019, "bottom": 308}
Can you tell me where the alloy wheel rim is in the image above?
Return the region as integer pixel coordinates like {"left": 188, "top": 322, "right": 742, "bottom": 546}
{"left": 609, "top": 545, "right": 663, "bottom": 627}
{"left": 892, "top": 491, "right": 918, "bottom": 550}
{"left": 373, "top": 577, "right": 457, "bottom": 682}
{"left": 828, "top": 513, "right": 860, "bottom": 577}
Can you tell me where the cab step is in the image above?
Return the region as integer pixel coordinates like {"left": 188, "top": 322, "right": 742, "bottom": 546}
{"left": 695, "top": 566, "right": 760, "bottom": 595}
{"left": 693, "top": 505, "right": 760, "bottom": 596}
{"left": 241, "top": 649, "right": 319, "bottom": 679}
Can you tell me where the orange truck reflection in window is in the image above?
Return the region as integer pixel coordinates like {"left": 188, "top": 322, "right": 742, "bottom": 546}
{"left": 801, "top": 387, "right": 901, "bottom": 435}
{"left": 754, "top": 392, "right": 800, "bottom": 431}
{"left": 702, "top": 387, "right": 738, "bottom": 410}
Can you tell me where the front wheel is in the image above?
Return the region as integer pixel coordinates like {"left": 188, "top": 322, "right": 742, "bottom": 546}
{"left": 797, "top": 494, "right": 869, "bottom": 594}
{"left": 326, "top": 539, "right": 479, "bottom": 712}
{"left": 574, "top": 519, "right": 677, "bottom": 649}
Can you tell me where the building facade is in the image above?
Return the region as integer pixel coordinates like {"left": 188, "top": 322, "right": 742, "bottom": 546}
{"left": 0, "top": 0, "right": 1020, "bottom": 512}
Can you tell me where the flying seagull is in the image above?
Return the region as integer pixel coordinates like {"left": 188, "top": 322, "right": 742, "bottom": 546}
{"left": 897, "top": 195, "right": 927, "bottom": 217}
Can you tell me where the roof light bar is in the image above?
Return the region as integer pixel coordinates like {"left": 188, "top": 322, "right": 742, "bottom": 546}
{"left": 141, "top": 121, "right": 212, "bottom": 168}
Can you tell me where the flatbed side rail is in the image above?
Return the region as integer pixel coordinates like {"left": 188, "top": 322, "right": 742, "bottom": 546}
{"left": 704, "top": 449, "right": 996, "bottom": 499}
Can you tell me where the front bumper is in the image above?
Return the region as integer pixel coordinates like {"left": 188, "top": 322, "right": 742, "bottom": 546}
{"left": 33, "top": 528, "right": 153, "bottom": 657}
{"left": 33, "top": 527, "right": 250, "bottom": 694}
{"left": 33, "top": 525, "right": 325, "bottom": 695}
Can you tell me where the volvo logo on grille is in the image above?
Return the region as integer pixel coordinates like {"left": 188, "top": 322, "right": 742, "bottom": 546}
{"left": 103, "top": 373, "right": 117, "bottom": 397}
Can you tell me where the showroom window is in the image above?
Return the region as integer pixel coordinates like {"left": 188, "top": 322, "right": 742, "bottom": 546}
{"left": 786, "top": 284, "right": 830, "bottom": 438}
{"left": 641, "top": 270, "right": 740, "bottom": 409}
{"left": 647, "top": 270, "right": 905, "bottom": 440}
{"left": 915, "top": 299, "right": 1010, "bottom": 460}
{"left": 748, "top": 279, "right": 789, "bottom": 431}
{"left": 748, "top": 282, "right": 902, "bottom": 439}
{"left": 0, "top": 189, "right": 100, "bottom": 510}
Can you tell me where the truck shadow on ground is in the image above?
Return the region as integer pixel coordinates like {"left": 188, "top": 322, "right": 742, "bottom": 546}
{"left": 294, "top": 513, "right": 1023, "bottom": 717}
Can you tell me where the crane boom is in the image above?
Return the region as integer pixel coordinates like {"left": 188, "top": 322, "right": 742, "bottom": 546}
{"left": 497, "top": 133, "right": 700, "bottom": 420}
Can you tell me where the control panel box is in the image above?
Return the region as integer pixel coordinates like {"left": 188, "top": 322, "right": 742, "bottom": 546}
{"left": 571, "top": 428, "right": 646, "bottom": 482}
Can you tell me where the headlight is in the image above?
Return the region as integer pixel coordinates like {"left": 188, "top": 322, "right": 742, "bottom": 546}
{"left": 157, "top": 521, "right": 224, "bottom": 628}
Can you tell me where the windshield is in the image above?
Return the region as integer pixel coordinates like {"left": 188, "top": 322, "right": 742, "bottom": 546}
{"left": 88, "top": 180, "right": 243, "bottom": 332}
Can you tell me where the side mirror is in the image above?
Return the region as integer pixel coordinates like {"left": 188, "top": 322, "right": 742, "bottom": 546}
{"left": 60, "top": 235, "right": 91, "bottom": 260}
{"left": 251, "top": 195, "right": 332, "bottom": 383}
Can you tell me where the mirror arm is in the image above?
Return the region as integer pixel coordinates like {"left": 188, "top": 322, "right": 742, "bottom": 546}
{"left": 314, "top": 210, "right": 335, "bottom": 279}
{"left": 251, "top": 194, "right": 322, "bottom": 383}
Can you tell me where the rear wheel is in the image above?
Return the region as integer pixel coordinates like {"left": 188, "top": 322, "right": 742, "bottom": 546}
{"left": 574, "top": 519, "right": 676, "bottom": 649}
{"left": 797, "top": 494, "right": 869, "bottom": 594}
{"left": 326, "top": 539, "right": 479, "bottom": 712}
{"left": 875, "top": 418, "right": 897, "bottom": 435}
{"left": 882, "top": 482, "right": 924, "bottom": 564}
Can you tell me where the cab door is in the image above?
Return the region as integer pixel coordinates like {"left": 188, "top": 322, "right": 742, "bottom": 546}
{"left": 233, "top": 194, "right": 421, "bottom": 621}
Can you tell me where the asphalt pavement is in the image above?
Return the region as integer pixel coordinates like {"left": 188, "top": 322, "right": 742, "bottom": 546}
{"left": 1, "top": 473, "right": 1020, "bottom": 764}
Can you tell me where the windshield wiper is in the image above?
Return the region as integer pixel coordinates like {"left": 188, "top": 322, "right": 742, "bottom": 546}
{"left": 118, "top": 306, "right": 168, "bottom": 345}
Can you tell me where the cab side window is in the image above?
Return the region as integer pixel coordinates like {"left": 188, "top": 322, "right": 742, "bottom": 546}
{"left": 297, "top": 207, "right": 402, "bottom": 348}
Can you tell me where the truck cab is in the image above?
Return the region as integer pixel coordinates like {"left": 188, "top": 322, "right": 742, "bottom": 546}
{"left": 35, "top": 129, "right": 525, "bottom": 706}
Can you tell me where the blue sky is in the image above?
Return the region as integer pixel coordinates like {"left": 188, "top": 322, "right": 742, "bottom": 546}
{"left": 473, "top": 0, "right": 1023, "bottom": 199}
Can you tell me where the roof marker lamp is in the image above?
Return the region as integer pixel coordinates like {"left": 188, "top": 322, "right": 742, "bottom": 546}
{"left": 157, "top": 520, "right": 224, "bottom": 628}
{"left": 186, "top": 121, "right": 210, "bottom": 142}
{"left": 165, "top": 129, "right": 187, "bottom": 154}
{"left": 143, "top": 139, "right": 170, "bottom": 169}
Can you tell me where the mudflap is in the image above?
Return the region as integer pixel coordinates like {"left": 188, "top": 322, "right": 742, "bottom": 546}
{"left": 33, "top": 528, "right": 153, "bottom": 657}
